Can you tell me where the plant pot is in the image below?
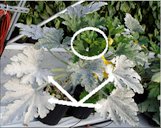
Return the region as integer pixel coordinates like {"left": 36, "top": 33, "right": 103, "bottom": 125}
{"left": 66, "top": 85, "right": 94, "bottom": 119}
{"left": 67, "top": 106, "right": 94, "bottom": 119}
{"left": 37, "top": 104, "right": 69, "bottom": 125}
{"left": 134, "top": 89, "right": 149, "bottom": 104}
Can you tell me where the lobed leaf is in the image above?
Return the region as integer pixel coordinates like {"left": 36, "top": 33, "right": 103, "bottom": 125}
{"left": 96, "top": 88, "right": 139, "bottom": 126}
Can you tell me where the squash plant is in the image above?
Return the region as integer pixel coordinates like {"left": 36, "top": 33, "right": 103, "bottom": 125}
{"left": 1, "top": 1, "right": 160, "bottom": 127}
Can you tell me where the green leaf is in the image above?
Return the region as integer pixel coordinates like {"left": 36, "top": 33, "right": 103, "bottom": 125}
{"left": 54, "top": 1, "right": 66, "bottom": 12}
{"left": 148, "top": 82, "right": 160, "bottom": 98}
{"left": 139, "top": 36, "right": 149, "bottom": 47}
{"left": 149, "top": 41, "right": 160, "bottom": 54}
{"left": 72, "top": 55, "right": 79, "bottom": 63}
{"left": 37, "top": 2, "right": 44, "bottom": 12}
{"left": 79, "top": 90, "right": 99, "bottom": 103}
{"left": 106, "top": 17, "right": 124, "bottom": 36}
{"left": 73, "top": 30, "right": 106, "bottom": 57}
{"left": 151, "top": 72, "right": 160, "bottom": 83}
{"left": 33, "top": 17, "right": 41, "bottom": 24}
{"left": 120, "top": 2, "right": 130, "bottom": 12}
{"left": 152, "top": 112, "right": 160, "bottom": 125}
{"left": 54, "top": 19, "right": 61, "bottom": 29}
{"left": 40, "top": 11, "right": 49, "bottom": 20}
{"left": 26, "top": 15, "right": 32, "bottom": 25}
{"left": 138, "top": 98, "right": 159, "bottom": 112}
{"left": 46, "top": 4, "right": 53, "bottom": 15}
{"left": 34, "top": 11, "right": 39, "bottom": 18}
{"left": 103, "top": 83, "right": 115, "bottom": 95}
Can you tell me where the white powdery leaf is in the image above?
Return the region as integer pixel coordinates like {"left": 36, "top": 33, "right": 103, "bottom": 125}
{"left": 4, "top": 46, "right": 51, "bottom": 86}
{"left": 1, "top": 79, "right": 56, "bottom": 125}
{"left": 15, "top": 23, "right": 44, "bottom": 40}
{"left": 124, "top": 13, "right": 144, "bottom": 33}
{"left": 35, "top": 28, "right": 64, "bottom": 49}
{"left": 82, "top": 2, "right": 107, "bottom": 16}
{"left": 105, "top": 55, "right": 144, "bottom": 94}
{"left": 67, "top": 60, "right": 104, "bottom": 92}
{"left": 15, "top": 23, "right": 63, "bottom": 45}
{"left": 65, "top": 2, "right": 107, "bottom": 18}
{"left": 96, "top": 88, "right": 139, "bottom": 127}
{"left": 115, "top": 42, "right": 148, "bottom": 66}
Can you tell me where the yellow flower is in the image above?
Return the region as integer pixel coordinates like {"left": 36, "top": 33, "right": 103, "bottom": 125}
{"left": 103, "top": 70, "right": 108, "bottom": 78}
{"left": 108, "top": 37, "right": 114, "bottom": 46}
{"left": 101, "top": 56, "right": 113, "bottom": 65}
{"left": 133, "top": 40, "right": 138, "bottom": 44}
{"left": 141, "top": 44, "right": 147, "bottom": 49}
{"left": 93, "top": 56, "right": 114, "bottom": 80}
{"left": 93, "top": 73, "right": 99, "bottom": 79}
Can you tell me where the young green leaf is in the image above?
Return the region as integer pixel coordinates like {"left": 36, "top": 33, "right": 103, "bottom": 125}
{"left": 151, "top": 72, "right": 160, "bottom": 83}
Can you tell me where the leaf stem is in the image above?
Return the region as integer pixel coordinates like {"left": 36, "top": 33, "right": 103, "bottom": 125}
{"left": 54, "top": 74, "right": 67, "bottom": 80}
{"left": 51, "top": 68, "right": 66, "bottom": 72}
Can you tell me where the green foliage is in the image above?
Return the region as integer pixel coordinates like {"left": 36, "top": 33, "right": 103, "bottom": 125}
{"left": 151, "top": 72, "right": 160, "bottom": 83}
{"left": 73, "top": 30, "right": 106, "bottom": 57}
{"left": 102, "top": 83, "right": 115, "bottom": 95}
{"left": 148, "top": 82, "right": 160, "bottom": 98}
{"left": 79, "top": 83, "right": 115, "bottom": 103}
{"left": 138, "top": 98, "right": 159, "bottom": 113}
{"left": 17, "top": 1, "right": 67, "bottom": 27}
{"left": 138, "top": 56, "right": 160, "bottom": 125}
{"left": 149, "top": 41, "right": 160, "bottom": 54}
{"left": 104, "top": 1, "right": 160, "bottom": 43}
{"left": 79, "top": 90, "right": 99, "bottom": 103}
{"left": 105, "top": 16, "right": 124, "bottom": 36}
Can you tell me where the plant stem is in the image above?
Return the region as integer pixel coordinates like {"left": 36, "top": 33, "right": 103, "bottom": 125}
{"left": 54, "top": 73, "right": 67, "bottom": 80}
{"left": 51, "top": 68, "right": 66, "bottom": 72}
{"left": 47, "top": 48, "right": 69, "bottom": 65}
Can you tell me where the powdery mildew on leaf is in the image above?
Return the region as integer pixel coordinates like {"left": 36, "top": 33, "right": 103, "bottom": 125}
{"left": 4, "top": 46, "right": 51, "bottom": 86}
{"left": 67, "top": 59, "right": 104, "bottom": 92}
{"left": 15, "top": 23, "right": 44, "bottom": 40}
{"left": 105, "top": 55, "right": 144, "bottom": 94}
{"left": 115, "top": 42, "right": 148, "bottom": 66}
{"left": 96, "top": 88, "right": 139, "bottom": 126}
{"left": 124, "top": 13, "right": 144, "bottom": 33}
{"left": 64, "top": 2, "right": 107, "bottom": 18}
{"left": 1, "top": 79, "right": 56, "bottom": 125}
{"left": 35, "top": 28, "right": 64, "bottom": 49}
